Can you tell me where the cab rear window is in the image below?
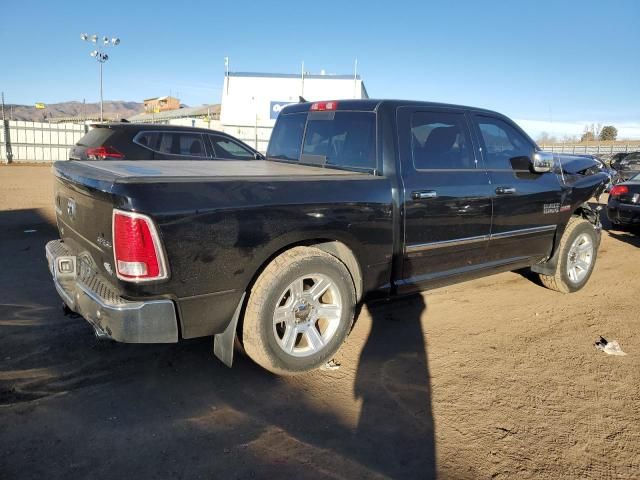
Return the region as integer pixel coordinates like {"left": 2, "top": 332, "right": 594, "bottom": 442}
{"left": 268, "top": 111, "right": 376, "bottom": 172}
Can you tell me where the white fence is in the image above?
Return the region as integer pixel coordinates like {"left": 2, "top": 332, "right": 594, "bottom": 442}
{"left": 539, "top": 143, "right": 640, "bottom": 155}
{"left": 1, "top": 120, "right": 87, "bottom": 163}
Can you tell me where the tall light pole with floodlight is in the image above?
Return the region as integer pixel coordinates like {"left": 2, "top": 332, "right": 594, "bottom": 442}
{"left": 80, "top": 33, "right": 120, "bottom": 122}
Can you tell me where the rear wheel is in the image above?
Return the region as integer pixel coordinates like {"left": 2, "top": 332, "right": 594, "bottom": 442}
{"left": 538, "top": 217, "right": 598, "bottom": 293}
{"left": 242, "top": 247, "right": 356, "bottom": 375}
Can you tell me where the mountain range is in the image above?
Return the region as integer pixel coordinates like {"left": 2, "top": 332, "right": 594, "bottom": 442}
{"left": 2, "top": 101, "right": 144, "bottom": 121}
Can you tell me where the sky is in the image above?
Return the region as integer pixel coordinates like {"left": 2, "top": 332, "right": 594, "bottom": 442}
{"left": 2, "top": 0, "right": 639, "bottom": 139}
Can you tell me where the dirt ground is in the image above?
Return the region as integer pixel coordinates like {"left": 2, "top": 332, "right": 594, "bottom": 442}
{"left": 1, "top": 165, "right": 639, "bottom": 480}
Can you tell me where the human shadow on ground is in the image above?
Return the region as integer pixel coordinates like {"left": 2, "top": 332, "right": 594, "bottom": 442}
{"left": 353, "top": 293, "right": 437, "bottom": 478}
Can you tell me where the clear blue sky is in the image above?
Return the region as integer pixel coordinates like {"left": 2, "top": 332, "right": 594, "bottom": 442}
{"left": 2, "top": 0, "right": 639, "bottom": 136}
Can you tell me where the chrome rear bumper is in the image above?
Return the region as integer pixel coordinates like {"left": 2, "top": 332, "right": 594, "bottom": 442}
{"left": 45, "top": 240, "right": 178, "bottom": 343}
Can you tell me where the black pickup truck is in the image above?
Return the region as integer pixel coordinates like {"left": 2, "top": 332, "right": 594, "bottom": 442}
{"left": 46, "top": 99, "right": 608, "bottom": 375}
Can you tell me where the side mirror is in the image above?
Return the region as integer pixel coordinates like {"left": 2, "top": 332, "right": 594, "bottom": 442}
{"left": 531, "top": 151, "right": 553, "bottom": 173}
{"left": 254, "top": 152, "right": 265, "bottom": 160}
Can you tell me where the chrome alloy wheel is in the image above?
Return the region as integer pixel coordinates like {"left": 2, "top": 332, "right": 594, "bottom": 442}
{"left": 566, "top": 232, "right": 594, "bottom": 283}
{"left": 272, "top": 273, "right": 342, "bottom": 357}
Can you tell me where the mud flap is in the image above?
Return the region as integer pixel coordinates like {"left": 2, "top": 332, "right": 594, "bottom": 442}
{"left": 213, "top": 293, "right": 245, "bottom": 368}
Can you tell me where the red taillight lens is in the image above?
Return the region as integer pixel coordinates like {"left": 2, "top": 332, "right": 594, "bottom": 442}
{"left": 86, "top": 146, "right": 124, "bottom": 160}
{"left": 112, "top": 210, "right": 167, "bottom": 281}
{"left": 609, "top": 185, "right": 628, "bottom": 198}
{"left": 310, "top": 101, "right": 338, "bottom": 112}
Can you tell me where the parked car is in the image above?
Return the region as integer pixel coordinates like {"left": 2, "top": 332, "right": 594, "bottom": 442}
{"left": 612, "top": 151, "right": 640, "bottom": 181}
{"left": 607, "top": 173, "right": 640, "bottom": 228}
{"left": 608, "top": 152, "right": 631, "bottom": 169}
{"left": 46, "top": 99, "right": 608, "bottom": 375}
{"left": 69, "top": 123, "right": 263, "bottom": 161}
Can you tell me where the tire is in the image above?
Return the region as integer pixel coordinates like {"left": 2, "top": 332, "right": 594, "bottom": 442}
{"left": 242, "top": 246, "right": 356, "bottom": 375}
{"left": 538, "top": 217, "right": 599, "bottom": 293}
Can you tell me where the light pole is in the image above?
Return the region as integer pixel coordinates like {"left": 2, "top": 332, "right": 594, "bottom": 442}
{"left": 80, "top": 33, "right": 120, "bottom": 122}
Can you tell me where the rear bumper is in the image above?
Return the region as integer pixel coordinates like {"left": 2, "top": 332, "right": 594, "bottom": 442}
{"left": 45, "top": 240, "right": 179, "bottom": 343}
{"left": 607, "top": 202, "right": 640, "bottom": 225}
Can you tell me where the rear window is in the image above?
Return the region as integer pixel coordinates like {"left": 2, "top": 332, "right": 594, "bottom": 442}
{"left": 268, "top": 111, "right": 377, "bottom": 171}
{"left": 302, "top": 112, "right": 376, "bottom": 171}
{"left": 76, "top": 127, "right": 116, "bottom": 147}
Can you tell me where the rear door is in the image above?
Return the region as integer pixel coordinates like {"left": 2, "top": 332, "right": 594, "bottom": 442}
{"left": 397, "top": 107, "right": 493, "bottom": 291}
{"left": 471, "top": 114, "right": 561, "bottom": 263}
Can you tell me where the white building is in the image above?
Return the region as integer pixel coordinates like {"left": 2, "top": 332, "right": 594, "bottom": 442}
{"left": 220, "top": 71, "right": 369, "bottom": 152}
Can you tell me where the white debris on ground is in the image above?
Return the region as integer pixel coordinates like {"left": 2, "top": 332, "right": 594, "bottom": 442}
{"left": 595, "top": 336, "right": 627, "bottom": 356}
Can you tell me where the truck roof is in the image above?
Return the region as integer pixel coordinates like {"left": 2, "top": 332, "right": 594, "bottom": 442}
{"left": 282, "top": 99, "right": 503, "bottom": 116}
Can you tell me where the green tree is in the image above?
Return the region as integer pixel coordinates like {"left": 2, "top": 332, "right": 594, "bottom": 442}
{"left": 599, "top": 125, "right": 618, "bottom": 141}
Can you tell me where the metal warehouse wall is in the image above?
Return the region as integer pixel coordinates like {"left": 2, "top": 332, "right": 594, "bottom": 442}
{"left": 219, "top": 73, "right": 368, "bottom": 152}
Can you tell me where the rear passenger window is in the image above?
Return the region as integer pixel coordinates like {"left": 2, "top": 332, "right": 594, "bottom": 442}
{"left": 301, "top": 112, "right": 376, "bottom": 171}
{"left": 135, "top": 132, "right": 160, "bottom": 150}
{"left": 411, "top": 112, "right": 473, "bottom": 170}
{"left": 135, "top": 131, "right": 207, "bottom": 158}
{"left": 476, "top": 117, "right": 534, "bottom": 170}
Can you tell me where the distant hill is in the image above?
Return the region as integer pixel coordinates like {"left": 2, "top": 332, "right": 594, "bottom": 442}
{"left": 3, "top": 101, "right": 144, "bottom": 121}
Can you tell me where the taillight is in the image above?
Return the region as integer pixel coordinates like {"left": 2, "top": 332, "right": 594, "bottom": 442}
{"left": 112, "top": 209, "right": 168, "bottom": 282}
{"left": 310, "top": 101, "right": 338, "bottom": 111}
{"left": 609, "top": 185, "right": 628, "bottom": 198}
{"left": 86, "top": 146, "right": 124, "bottom": 160}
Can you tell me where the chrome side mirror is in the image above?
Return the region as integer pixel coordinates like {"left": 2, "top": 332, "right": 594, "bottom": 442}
{"left": 532, "top": 151, "right": 553, "bottom": 173}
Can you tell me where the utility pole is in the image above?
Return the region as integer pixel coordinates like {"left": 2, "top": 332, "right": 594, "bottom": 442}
{"left": 81, "top": 33, "right": 120, "bottom": 122}
{"left": 1, "top": 91, "right": 13, "bottom": 163}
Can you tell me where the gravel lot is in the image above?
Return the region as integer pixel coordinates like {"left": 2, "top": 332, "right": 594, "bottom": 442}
{"left": 1, "top": 165, "right": 639, "bottom": 479}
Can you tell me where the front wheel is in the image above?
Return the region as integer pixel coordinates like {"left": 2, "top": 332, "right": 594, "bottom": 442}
{"left": 242, "top": 246, "right": 356, "bottom": 375}
{"left": 538, "top": 217, "right": 599, "bottom": 293}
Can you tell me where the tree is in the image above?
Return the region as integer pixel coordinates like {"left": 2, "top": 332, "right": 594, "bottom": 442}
{"left": 581, "top": 130, "right": 595, "bottom": 142}
{"left": 599, "top": 125, "right": 618, "bottom": 141}
{"left": 536, "top": 131, "right": 557, "bottom": 144}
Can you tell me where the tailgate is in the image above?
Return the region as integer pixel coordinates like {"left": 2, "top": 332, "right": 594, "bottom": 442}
{"left": 54, "top": 162, "right": 119, "bottom": 284}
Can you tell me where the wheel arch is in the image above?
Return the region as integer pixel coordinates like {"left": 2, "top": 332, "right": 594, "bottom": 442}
{"left": 531, "top": 204, "right": 601, "bottom": 276}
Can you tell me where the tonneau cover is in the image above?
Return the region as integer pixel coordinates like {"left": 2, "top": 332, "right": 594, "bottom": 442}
{"left": 80, "top": 160, "right": 363, "bottom": 181}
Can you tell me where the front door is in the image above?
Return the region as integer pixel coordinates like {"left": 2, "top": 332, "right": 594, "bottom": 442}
{"left": 472, "top": 114, "right": 562, "bottom": 263}
{"left": 397, "top": 107, "right": 493, "bottom": 293}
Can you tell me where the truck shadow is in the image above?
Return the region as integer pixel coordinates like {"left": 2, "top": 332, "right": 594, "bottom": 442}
{"left": 0, "top": 208, "right": 438, "bottom": 478}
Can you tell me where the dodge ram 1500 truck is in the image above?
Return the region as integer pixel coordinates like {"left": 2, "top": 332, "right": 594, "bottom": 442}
{"left": 46, "top": 100, "right": 608, "bottom": 375}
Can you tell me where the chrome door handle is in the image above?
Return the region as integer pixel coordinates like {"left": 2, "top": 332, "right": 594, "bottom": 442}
{"left": 495, "top": 187, "right": 516, "bottom": 195}
{"left": 412, "top": 190, "right": 437, "bottom": 200}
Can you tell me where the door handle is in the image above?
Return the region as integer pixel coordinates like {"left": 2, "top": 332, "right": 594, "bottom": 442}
{"left": 495, "top": 186, "right": 516, "bottom": 195}
{"left": 412, "top": 190, "right": 438, "bottom": 200}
